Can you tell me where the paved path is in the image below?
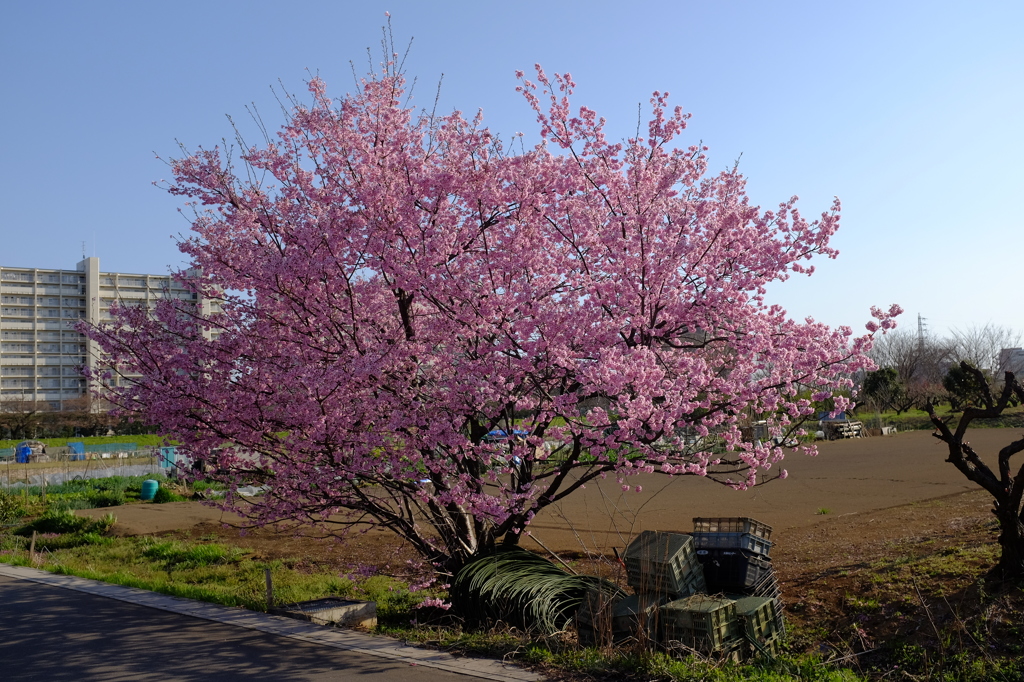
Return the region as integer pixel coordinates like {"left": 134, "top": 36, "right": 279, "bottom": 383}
{"left": 0, "top": 564, "right": 541, "bottom": 681}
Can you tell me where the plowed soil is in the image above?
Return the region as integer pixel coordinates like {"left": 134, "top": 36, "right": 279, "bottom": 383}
{"left": 75, "top": 428, "right": 1020, "bottom": 590}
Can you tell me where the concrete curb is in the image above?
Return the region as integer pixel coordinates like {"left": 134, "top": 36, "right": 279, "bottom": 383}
{"left": 0, "top": 563, "right": 542, "bottom": 681}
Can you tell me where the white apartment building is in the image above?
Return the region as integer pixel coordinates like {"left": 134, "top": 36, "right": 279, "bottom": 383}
{"left": 998, "top": 348, "right": 1024, "bottom": 378}
{"left": 1, "top": 257, "right": 213, "bottom": 411}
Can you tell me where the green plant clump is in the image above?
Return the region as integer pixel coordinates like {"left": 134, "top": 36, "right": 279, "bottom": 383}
{"left": 142, "top": 540, "right": 243, "bottom": 571}
{"left": 151, "top": 486, "right": 187, "bottom": 503}
{"left": 0, "top": 491, "right": 27, "bottom": 524}
{"left": 89, "top": 491, "right": 127, "bottom": 508}
{"left": 450, "top": 547, "right": 622, "bottom": 635}
{"left": 33, "top": 532, "right": 113, "bottom": 552}
{"left": 14, "top": 508, "right": 115, "bottom": 537}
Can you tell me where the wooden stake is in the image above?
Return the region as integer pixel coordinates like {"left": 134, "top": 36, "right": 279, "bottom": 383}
{"left": 265, "top": 568, "right": 274, "bottom": 609}
{"left": 29, "top": 530, "right": 37, "bottom": 564}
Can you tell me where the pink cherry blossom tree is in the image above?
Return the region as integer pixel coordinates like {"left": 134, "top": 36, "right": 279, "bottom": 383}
{"left": 86, "top": 59, "right": 899, "bottom": 574}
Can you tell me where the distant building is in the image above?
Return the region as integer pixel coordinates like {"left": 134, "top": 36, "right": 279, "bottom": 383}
{"left": 997, "top": 348, "right": 1024, "bottom": 378}
{"left": 1, "top": 257, "right": 216, "bottom": 411}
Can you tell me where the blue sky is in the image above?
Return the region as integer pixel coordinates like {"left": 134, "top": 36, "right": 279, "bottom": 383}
{"left": 2, "top": 1, "right": 1021, "bottom": 338}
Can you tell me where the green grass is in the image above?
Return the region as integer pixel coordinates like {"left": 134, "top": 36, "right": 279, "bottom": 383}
{"left": 0, "top": 434, "right": 172, "bottom": 449}
{"left": 0, "top": 530, "right": 418, "bottom": 617}
{"left": 853, "top": 402, "right": 1024, "bottom": 431}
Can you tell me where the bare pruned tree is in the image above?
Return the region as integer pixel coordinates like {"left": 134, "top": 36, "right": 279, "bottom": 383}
{"left": 929, "top": 363, "right": 1024, "bottom": 581}
{"left": 949, "top": 323, "right": 1021, "bottom": 377}
{"left": 0, "top": 392, "right": 53, "bottom": 441}
{"left": 867, "top": 328, "right": 950, "bottom": 410}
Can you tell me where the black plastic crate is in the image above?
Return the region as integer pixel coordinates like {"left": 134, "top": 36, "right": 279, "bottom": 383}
{"left": 697, "top": 548, "right": 773, "bottom": 593}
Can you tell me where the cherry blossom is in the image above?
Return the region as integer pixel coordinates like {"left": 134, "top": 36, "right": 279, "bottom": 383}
{"left": 85, "top": 62, "right": 899, "bottom": 574}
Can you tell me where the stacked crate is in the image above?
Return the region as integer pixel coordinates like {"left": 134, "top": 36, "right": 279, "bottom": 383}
{"left": 660, "top": 594, "right": 743, "bottom": 656}
{"left": 692, "top": 517, "right": 784, "bottom": 643}
{"left": 692, "top": 517, "right": 779, "bottom": 598}
{"left": 575, "top": 517, "right": 785, "bottom": 662}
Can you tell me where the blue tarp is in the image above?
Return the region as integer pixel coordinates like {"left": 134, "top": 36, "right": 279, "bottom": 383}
{"left": 483, "top": 429, "right": 529, "bottom": 442}
{"left": 15, "top": 445, "right": 32, "bottom": 464}
{"left": 68, "top": 441, "right": 85, "bottom": 454}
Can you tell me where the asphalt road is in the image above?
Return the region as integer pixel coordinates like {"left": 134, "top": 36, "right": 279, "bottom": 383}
{"left": 0, "top": 573, "right": 475, "bottom": 681}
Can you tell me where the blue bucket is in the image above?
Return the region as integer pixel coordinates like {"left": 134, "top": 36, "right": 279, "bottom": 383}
{"left": 140, "top": 479, "right": 160, "bottom": 501}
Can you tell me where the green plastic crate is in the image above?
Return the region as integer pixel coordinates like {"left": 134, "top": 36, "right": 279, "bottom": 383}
{"left": 578, "top": 593, "right": 665, "bottom": 646}
{"left": 740, "top": 630, "right": 784, "bottom": 660}
{"left": 623, "top": 530, "right": 706, "bottom": 597}
{"left": 660, "top": 594, "right": 741, "bottom": 652}
{"left": 731, "top": 595, "right": 784, "bottom": 641}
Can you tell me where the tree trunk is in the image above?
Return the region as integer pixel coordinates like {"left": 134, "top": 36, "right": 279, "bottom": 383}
{"left": 994, "top": 506, "right": 1024, "bottom": 581}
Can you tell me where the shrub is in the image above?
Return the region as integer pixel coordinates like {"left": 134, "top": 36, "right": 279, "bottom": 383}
{"left": 0, "top": 491, "right": 27, "bottom": 524}
{"left": 152, "top": 487, "right": 186, "bottom": 503}
{"left": 88, "top": 491, "right": 126, "bottom": 508}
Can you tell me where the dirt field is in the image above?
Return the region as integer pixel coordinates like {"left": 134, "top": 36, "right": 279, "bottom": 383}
{"left": 70, "top": 427, "right": 1018, "bottom": 585}
{"left": 79, "top": 428, "right": 1006, "bottom": 552}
